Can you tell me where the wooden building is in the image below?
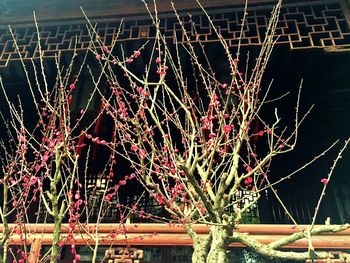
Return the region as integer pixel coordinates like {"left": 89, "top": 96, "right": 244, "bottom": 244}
{"left": 0, "top": 0, "right": 350, "bottom": 262}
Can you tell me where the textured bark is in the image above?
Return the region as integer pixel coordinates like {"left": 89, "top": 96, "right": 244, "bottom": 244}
{"left": 192, "top": 241, "right": 208, "bottom": 263}
{"left": 1, "top": 179, "right": 11, "bottom": 263}
{"left": 50, "top": 213, "right": 62, "bottom": 262}
{"left": 49, "top": 161, "right": 62, "bottom": 263}
{"left": 206, "top": 226, "right": 230, "bottom": 263}
{"left": 186, "top": 224, "right": 211, "bottom": 263}
{"left": 0, "top": 242, "right": 9, "bottom": 263}
{"left": 231, "top": 225, "right": 350, "bottom": 262}
{"left": 190, "top": 225, "right": 231, "bottom": 263}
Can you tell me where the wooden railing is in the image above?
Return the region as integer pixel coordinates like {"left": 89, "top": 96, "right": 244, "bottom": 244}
{"left": 1, "top": 223, "right": 349, "bottom": 248}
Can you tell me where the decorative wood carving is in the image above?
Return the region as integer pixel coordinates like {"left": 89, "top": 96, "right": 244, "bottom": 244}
{"left": 1, "top": 1, "right": 349, "bottom": 68}
{"left": 105, "top": 247, "right": 144, "bottom": 263}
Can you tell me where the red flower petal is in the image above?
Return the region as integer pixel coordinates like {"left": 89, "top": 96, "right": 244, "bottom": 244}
{"left": 321, "top": 178, "right": 328, "bottom": 185}
{"left": 223, "top": 125, "right": 233, "bottom": 133}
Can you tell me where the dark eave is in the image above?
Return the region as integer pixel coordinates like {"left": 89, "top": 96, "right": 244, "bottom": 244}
{"left": 0, "top": 0, "right": 328, "bottom": 25}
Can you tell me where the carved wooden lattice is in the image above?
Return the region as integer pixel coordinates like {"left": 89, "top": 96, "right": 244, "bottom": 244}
{"left": 305, "top": 251, "right": 350, "bottom": 262}
{"left": 105, "top": 247, "right": 144, "bottom": 263}
{"left": 0, "top": 1, "right": 350, "bottom": 67}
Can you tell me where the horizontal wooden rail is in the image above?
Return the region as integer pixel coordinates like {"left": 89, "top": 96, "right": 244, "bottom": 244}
{"left": 1, "top": 224, "right": 349, "bottom": 249}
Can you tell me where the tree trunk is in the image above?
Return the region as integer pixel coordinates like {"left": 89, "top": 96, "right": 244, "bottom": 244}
{"left": 192, "top": 236, "right": 210, "bottom": 263}
{"left": 50, "top": 216, "right": 62, "bottom": 263}
{"left": 0, "top": 242, "right": 9, "bottom": 263}
{"left": 206, "top": 226, "right": 230, "bottom": 263}
{"left": 190, "top": 225, "right": 230, "bottom": 263}
{"left": 1, "top": 181, "right": 11, "bottom": 263}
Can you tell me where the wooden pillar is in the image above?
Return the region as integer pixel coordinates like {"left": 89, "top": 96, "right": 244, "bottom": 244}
{"left": 28, "top": 238, "right": 42, "bottom": 263}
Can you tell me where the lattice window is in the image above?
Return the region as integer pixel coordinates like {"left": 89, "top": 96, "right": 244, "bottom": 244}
{"left": 1, "top": 1, "right": 350, "bottom": 67}
{"left": 305, "top": 251, "right": 350, "bottom": 263}
{"left": 105, "top": 247, "right": 144, "bottom": 263}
